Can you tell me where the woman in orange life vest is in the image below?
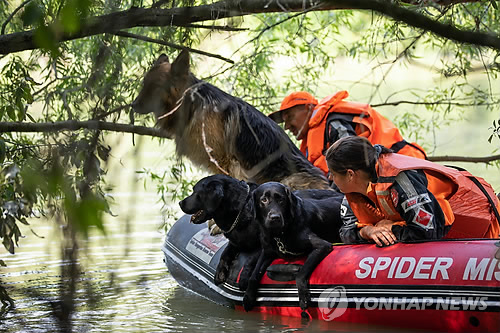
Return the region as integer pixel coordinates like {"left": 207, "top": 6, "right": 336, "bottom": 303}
{"left": 269, "top": 91, "right": 427, "bottom": 176}
{"left": 325, "top": 136, "right": 500, "bottom": 246}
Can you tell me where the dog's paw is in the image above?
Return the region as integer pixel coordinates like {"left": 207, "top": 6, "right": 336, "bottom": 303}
{"left": 209, "top": 223, "right": 223, "bottom": 236}
{"left": 243, "top": 292, "right": 256, "bottom": 312}
{"left": 299, "top": 290, "right": 311, "bottom": 311}
{"left": 214, "top": 266, "right": 229, "bottom": 285}
{"left": 238, "top": 276, "right": 249, "bottom": 291}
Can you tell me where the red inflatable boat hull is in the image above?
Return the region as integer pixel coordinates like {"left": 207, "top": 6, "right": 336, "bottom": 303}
{"left": 163, "top": 215, "right": 500, "bottom": 332}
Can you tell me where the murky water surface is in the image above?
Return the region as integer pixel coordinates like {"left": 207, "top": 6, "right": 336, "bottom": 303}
{"left": 2, "top": 134, "right": 496, "bottom": 332}
{"left": 0, "top": 189, "right": 393, "bottom": 333}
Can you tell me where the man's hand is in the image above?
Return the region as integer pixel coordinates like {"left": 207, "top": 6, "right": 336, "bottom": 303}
{"left": 359, "top": 225, "right": 397, "bottom": 246}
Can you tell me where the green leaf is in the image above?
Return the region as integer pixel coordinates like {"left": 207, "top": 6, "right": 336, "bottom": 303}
{"left": 60, "top": 2, "right": 81, "bottom": 34}
{"left": 23, "top": 86, "right": 34, "bottom": 104}
{"left": 491, "top": 0, "right": 498, "bottom": 10}
{"left": 3, "top": 237, "right": 14, "bottom": 254}
{"left": 60, "top": 0, "right": 92, "bottom": 34}
{"left": 68, "top": 196, "right": 107, "bottom": 238}
{"left": 33, "top": 25, "right": 59, "bottom": 56}
{"left": 21, "top": 2, "right": 44, "bottom": 27}
{"left": 26, "top": 113, "right": 36, "bottom": 122}
{"left": 6, "top": 106, "right": 16, "bottom": 121}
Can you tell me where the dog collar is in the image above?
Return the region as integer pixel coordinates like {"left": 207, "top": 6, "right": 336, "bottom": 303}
{"left": 224, "top": 183, "right": 250, "bottom": 234}
{"left": 274, "top": 237, "right": 304, "bottom": 256}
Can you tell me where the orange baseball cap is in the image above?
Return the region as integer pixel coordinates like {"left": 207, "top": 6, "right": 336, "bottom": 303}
{"left": 268, "top": 91, "right": 318, "bottom": 123}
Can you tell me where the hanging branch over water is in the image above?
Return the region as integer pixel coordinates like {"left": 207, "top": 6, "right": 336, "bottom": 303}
{"left": 112, "top": 31, "right": 234, "bottom": 64}
{"left": 1, "top": 120, "right": 499, "bottom": 164}
{"left": 0, "top": 121, "right": 169, "bottom": 138}
{"left": 1, "top": 0, "right": 499, "bottom": 55}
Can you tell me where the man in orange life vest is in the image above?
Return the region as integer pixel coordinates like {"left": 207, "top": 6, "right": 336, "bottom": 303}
{"left": 269, "top": 91, "right": 427, "bottom": 176}
{"left": 325, "top": 136, "right": 500, "bottom": 245}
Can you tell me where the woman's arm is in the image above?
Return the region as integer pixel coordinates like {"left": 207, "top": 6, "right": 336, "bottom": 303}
{"left": 338, "top": 196, "right": 365, "bottom": 243}
{"left": 390, "top": 170, "right": 451, "bottom": 241}
{"left": 339, "top": 197, "right": 397, "bottom": 245}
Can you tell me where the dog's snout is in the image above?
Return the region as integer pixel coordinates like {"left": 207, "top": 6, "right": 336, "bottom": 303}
{"left": 265, "top": 210, "right": 284, "bottom": 231}
{"left": 179, "top": 199, "right": 186, "bottom": 210}
{"left": 268, "top": 212, "right": 281, "bottom": 222}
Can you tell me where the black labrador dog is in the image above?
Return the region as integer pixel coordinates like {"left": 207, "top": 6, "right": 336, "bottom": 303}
{"left": 243, "top": 182, "right": 343, "bottom": 313}
{"left": 179, "top": 175, "right": 343, "bottom": 288}
{"left": 179, "top": 174, "right": 260, "bottom": 286}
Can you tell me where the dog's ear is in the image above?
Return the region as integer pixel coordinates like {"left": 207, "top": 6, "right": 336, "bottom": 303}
{"left": 207, "top": 182, "right": 224, "bottom": 210}
{"left": 171, "top": 49, "right": 190, "bottom": 77}
{"left": 249, "top": 189, "right": 259, "bottom": 223}
{"left": 285, "top": 186, "right": 298, "bottom": 221}
{"left": 154, "top": 53, "right": 170, "bottom": 66}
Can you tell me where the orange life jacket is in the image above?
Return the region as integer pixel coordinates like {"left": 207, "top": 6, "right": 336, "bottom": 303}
{"left": 301, "top": 91, "right": 426, "bottom": 175}
{"left": 346, "top": 153, "right": 500, "bottom": 239}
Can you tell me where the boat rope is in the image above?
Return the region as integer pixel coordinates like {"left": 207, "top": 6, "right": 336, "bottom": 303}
{"left": 224, "top": 183, "right": 250, "bottom": 234}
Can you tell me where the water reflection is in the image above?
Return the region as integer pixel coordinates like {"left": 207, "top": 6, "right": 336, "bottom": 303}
{"left": 0, "top": 216, "right": 417, "bottom": 333}
{"left": 0, "top": 137, "right": 422, "bottom": 333}
{"left": 1, "top": 209, "right": 402, "bottom": 333}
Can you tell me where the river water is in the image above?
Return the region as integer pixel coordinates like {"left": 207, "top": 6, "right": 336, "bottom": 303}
{"left": 1, "top": 131, "right": 497, "bottom": 332}
{"left": 0, "top": 136, "right": 386, "bottom": 333}
{"left": 0, "top": 181, "right": 398, "bottom": 333}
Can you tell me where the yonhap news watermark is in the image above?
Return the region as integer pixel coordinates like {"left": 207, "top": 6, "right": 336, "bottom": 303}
{"left": 318, "top": 286, "right": 489, "bottom": 321}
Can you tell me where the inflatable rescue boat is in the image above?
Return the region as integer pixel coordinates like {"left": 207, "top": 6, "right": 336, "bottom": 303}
{"left": 162, "top": 214, "right": 500, "bottom": 332}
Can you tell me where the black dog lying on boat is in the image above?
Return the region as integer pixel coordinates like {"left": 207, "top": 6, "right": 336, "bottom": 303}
{"left": 179, "top": 175, "right": 343, "bottom": 288}
{"left": 243, "top": 182, "right": 343, "bottom": 312}
{"left": 179, "top": 174, "right": 260, "bottom": 286}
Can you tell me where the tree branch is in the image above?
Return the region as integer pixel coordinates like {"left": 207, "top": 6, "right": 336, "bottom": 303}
{"left": 371, "top": 100, "right": 499, "bottom": 108}
{"left": 112, "top": 31, "right": 234, "bottom": 63}
{"left": 1, "top": 0, "right": 33, "bottom": 35}
{"left": 323, "top": 0, "right": 500, "bottom": 50}
{"left": 176, "top": 23, "right": 248, "bottom": 31}
{"left": 1, "top": 121, "right": 499, "bottom": 164}
{"left": 1, "top": 0, "right": 499, "bottom": 55}
{"left": 0, "top": 121, "right": 169, "bottom": 138}
{"left": 429, "top": 154, "right": 500, "bottom": 163}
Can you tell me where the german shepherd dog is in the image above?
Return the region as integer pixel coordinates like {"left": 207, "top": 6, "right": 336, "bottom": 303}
{"left": 132, "top": 50, "right": 329, "bottom": 190}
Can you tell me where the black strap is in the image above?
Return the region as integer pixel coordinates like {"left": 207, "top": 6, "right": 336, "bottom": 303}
{"left": 390, "top": 140, "right": 428, "bottom": 159}
{"left": 467, "top": 175, "right": 500, "bottom": 226}
{"left": 322, "top": 112, "right": 357, "bottom": 154}
{"left": 375, "top": 176, "right": 396, "bottom": 184}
